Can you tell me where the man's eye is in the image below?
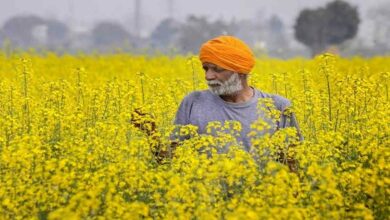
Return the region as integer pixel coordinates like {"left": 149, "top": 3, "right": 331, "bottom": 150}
{"left": 214, "top": 67, "right": 225, "bottom": 73}
{"left": 203, "top": 66, "right": 209, "bottom": 71}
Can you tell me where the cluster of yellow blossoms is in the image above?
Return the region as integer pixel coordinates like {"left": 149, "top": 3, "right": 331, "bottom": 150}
{"left": 0, "top": 52, "right": 388, "bottom": 219}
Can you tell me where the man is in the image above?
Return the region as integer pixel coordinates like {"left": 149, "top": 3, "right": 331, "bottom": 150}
{"left": 173, "top": 35, "right": 302, "bottom": 153}
{"left": 132, "top": 35, "right": 302, "bottom": 170}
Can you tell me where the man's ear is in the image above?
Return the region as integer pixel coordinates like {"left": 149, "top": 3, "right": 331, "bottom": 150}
{"left": 238, "top": 73, "right": 248, "bottom": 79}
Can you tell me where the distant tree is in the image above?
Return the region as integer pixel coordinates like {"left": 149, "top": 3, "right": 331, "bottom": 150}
{"left": 177, "top": 15, "right": 236, "bottom": 53}
{"left": 268, "top": 16, "right": 283, "bottom": 34}
{"left": 45, "top": 19, "right": 70, "bottom": 49}
{"left": 294, "top": 0, "right": 360, "bottom": 56}
{"left": 2, "top": 15, "right": 46, "bottom": 48}
{"left": 232, "top": 19, "right": 259, "bottom": 47}
{"left": 265, "top": 15, "right": 288, "bottom": 55}
{"left": 150, "top": 18, "right": 180, "bottom": 50}
{"left": 324, "top": 1, "right": 360, "bottom": 45}
{"left": 91, "top": 22, "right": 132, "bottom": 50}
{"left": 295, "top": 9, "right": 326, "bottom": 55}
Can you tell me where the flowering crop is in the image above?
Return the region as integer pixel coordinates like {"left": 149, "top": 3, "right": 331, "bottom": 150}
{"left": 0, "top": 52, "right": 388, "bottom": 219}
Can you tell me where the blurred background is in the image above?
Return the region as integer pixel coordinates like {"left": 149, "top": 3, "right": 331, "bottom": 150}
{"left": 1, "top": 0, "right": 389, "bottom": 57}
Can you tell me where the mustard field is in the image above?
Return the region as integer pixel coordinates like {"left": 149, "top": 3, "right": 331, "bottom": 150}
{"left": 0, "top": 52, "right": 389, "bottom": 219}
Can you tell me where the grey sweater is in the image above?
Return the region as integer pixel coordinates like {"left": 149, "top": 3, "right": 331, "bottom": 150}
{"left": 173, "top": 88, "right": 302, "bottom": 151}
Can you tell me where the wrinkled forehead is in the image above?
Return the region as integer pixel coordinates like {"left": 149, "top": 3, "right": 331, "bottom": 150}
{"left": 202, "top": 62, "right": 220, "bottom": 68}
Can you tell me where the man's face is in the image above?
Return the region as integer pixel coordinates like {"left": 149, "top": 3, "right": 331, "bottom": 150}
{"left": 202, "top": 62, "right": 243, "bottom": 96}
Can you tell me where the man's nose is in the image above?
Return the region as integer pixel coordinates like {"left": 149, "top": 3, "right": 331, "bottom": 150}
{"left": 205, "top": 69, "right": 217, "bottom": 80}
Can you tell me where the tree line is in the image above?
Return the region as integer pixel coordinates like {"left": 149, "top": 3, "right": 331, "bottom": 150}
{"left": 0, "top": 0, "right": 388, "bottom": 57}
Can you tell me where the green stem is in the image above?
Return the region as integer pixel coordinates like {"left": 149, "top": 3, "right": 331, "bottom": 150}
{"left": 191, "top": 59, "right": 196, "bottom": 91}
{"left": 326, "top": 74, "right": 332, "bottom": 122}
{"left": 140, "top": 73, "right": 145, "bottom": 104}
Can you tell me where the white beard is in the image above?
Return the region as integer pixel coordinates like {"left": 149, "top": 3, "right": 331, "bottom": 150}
{"left": 207, "top": 73, "right": 243, "bottom": 96}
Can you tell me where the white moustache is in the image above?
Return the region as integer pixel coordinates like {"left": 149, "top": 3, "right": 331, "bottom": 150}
{"left": 207, "top": 80, "right": 222, "bottom": 86}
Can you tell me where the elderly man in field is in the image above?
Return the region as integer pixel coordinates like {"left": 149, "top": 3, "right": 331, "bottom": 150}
{"left": 132, "top": 35, "right": 302, "bottom": 170}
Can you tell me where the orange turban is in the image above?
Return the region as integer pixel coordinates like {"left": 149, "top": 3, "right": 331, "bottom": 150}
{"left": 199, "top": 35, "right": 255, "bottom": 74}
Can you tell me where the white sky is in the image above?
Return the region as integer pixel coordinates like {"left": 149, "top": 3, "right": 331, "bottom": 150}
{"left": 1, "top": 0, "right": 389, "bottom": 44}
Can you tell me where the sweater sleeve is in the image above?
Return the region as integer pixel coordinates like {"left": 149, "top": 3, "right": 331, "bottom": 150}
{"left": 174, "top": 93, "right": 195, "bottom": 125}
{"left": 273, "top": 95, "right": 304, "bottom": 141}
{"left": 171, "top": 93, "right": 197, "bottom": 141}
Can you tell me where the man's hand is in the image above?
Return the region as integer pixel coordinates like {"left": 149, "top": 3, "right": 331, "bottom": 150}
{"left": 130, "top": 108, "right": 178, "bottom": 164}
{"left": 130, "top": 108, "right": 157, "bottom": 136}
{"left": 277, "top": 151, "right": 299, "bottom": 173}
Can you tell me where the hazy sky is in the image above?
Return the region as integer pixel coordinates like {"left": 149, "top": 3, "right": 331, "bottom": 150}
{"left": 1, "top": 0, "right": 389, "bottom": 42}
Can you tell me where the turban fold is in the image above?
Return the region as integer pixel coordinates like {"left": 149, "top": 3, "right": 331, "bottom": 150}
{"left": 199, "top": 35, "right": 255, "bottom": 74}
